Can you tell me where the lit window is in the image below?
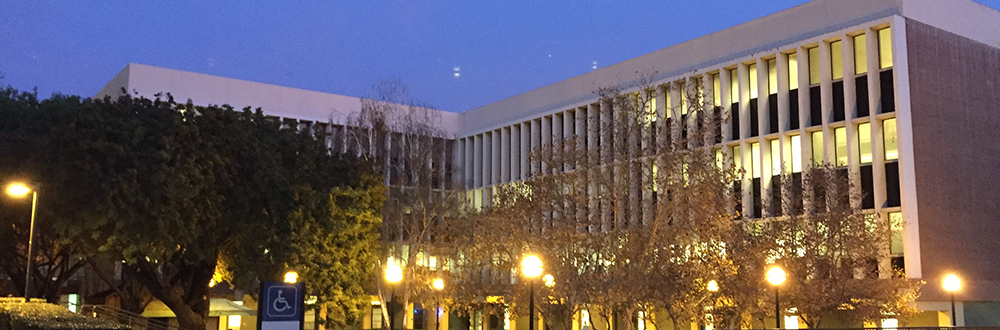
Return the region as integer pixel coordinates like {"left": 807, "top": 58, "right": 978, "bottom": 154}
{"left": 835, "top": 127, "right": 848, "bottom": 166}
{"left": 665, "top": 88, "right": 672, "bottom": 119}
{"left": 854, "top": 34, "right": 868, "bottom": 74}
{"left": 730, "top": 69, "right": 739, "bottom": 102}
{"left": 859, "top": 123, "right": 872, "bottom": 164}
{"left": 680, "top": 82, "right": 688, "bottom": 115}
{"left": 788, "top": 53, "right": 799, "bottom": 90}
{"left": 748, "top": 64, "right": 758, "bottom": 99}
{"left": 645, "top": 90, "right": 657, "bottom": 123}
{"left": 831, "top": 40, "right": 844, "bottom": 80}
{"left": 811, "top": 131, "right": 824, "bottom": 166}
{"left": 768, "top": 58, "right": 778, "bottom": 95}
{"left": 713, "top": 74, "right": 721, "bottom": 107}
{"left": 716, "top": 149, "right": 724, "bottom": 169}
{"left": 883, "top": 118, "right": 898, "bottom": 160}
{"left": 770, "top": 139, "right": 781, "bottom": 176}
{"left": 879, "top": 27, "right": 893, "bottom": 69}
{"left": 784, "top": 314, "right": 799, "bottom": 330}
{"left": 790, "top": 135, "right": 802, "bottom": 173}
{"left": 637, "top": 311, "right": 646, "bottom": 330}
{"left": 652, "top": 164, "right": 658, "bottom": 192}
{"left": 751, "top": 142, "right": 761, "bottom": 178}
{"left": 808, "top": 47, "right": 820, "bottom": 85}
{"left": 881, "top": 318, "right": 899, "bottom": 329}
{"left": 889, "top": 212, "right": 903, "bottom": 254}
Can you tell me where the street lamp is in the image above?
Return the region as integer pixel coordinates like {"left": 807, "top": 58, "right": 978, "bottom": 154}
{"left": 385, "top": 264, "right": 403, "bottom": 330}
{"left": 284, "top": 270, "right": 299, "bottom": 284}
{"left": 432, "top": 278, "right": 444, "bottom": 330}
{"left": 521, "top": 255, "right": 543, "bottom": 330}
{"left": 6, "top": 182, "right": 37, "bottom": 299}
{"left": 943, "top": 274, "right": 961, "bottom": 326}
{"left": 766, "top": 266, "right": 786, "bottom": 330}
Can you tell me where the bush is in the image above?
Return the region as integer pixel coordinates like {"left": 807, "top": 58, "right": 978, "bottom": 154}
{"left": 0, "top": 302, "right": 129, "bottom": 330}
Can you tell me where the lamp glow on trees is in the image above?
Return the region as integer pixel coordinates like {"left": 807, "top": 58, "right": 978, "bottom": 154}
{"left": 766, "top": 266, "right": 786, "bottom": 330}
{"left": 521, "top": 255, "right": 543, "bottom": 330}
{"left": 6, "top": 182, "right": 37, "bottom": 299}
{"left": 943, "top": 274, "right": 961, "bottom": 326}
{"left": 542, "top": 274, "right": 555, "bottom": 288}
{"left": 283, "top": 270, "right": 299, "bottom": 283}
{"left": 384, "top": 264, "right": 403, "bottom": 330}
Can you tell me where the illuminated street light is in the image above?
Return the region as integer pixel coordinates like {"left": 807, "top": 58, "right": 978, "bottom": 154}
{"left": 521, "top": 255, "right": 543, "bottom": 330}
{"left": 766, "top": 266, "right": 786, "bottom": 329}
{"left": 943, "top": 274, "right": 961, "bottom": 326}
{"left": 6, "top": 182, "right": 37, "bottom": 299}
{"left": 433, "top": 278, "right": 445, "bottom": 291}
{"left": 284, "top": 270, "right": 299, "bottom": 283}
{"left": 706, "top": 280, "right": 719, "bottom": 292}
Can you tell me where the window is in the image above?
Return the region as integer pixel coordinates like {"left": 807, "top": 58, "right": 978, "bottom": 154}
{"left": 748, "top": 64, "right": 759, "bottom": 99}
{"left": 665, "top": 88, "right": 672, "bottom": 119}
{"left": 771, "top": 139, "right": 781, "bottom": 176}
{"left": 835, "top": 127, "right": 848, "bottom": 166}
{"left": 883, "top": 118, "right": 898, "bottom": 160}
{"left": 768, "top": 59, "right": 778, "bottom": 95}
{"left": 730, "top": 69, "right": 739, "bottom": 102}
{"left": 751, "top": 142, "right": 761, "bottom": 179}
{"left": 733, "top": 146, "right": 743, "bottom": 174}
{"left": 679, "top": 82, "right": 688, "bottom": 115}
{"left": 790, "top": 135, "right": 802, "bottom": 173}
{"left": 831, "top": 40, "right": 844, "bottom": 80}
{"left": 854, "top": 34, "right": 867, "bottom": 74}
{"left": 371, "top": 305, "right": 384, "bottom": 329}
{"left": 889, "top": 211, "right": 903, "bottom": 254}
{"left": 811, "top": 131, "right": 824, "bottom": 166}
{"left": 858, "top": 123, "right": 872, "bottom": 163}
{"left": 645, "top": 91, "right": 657, "bottom": 123}
{"left": 808, "top": 47, "right": 820, "bottom": 85}
{"left": 879, "top": 27, "right": 893, "bottom": 69}
{"left": 788, "top": 53, "right": 799, "bottom": 90}
{"left": 713, "top": 74, "right": 721, "bottom": 107}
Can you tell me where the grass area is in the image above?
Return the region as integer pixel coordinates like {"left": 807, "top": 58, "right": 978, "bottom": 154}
{"left": 0, "top": 302, "right": 129, "bottom": 330}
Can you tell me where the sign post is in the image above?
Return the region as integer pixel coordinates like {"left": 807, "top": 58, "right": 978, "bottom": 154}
{"left": 258, "top": 281, "right": 305, "bottom": 330}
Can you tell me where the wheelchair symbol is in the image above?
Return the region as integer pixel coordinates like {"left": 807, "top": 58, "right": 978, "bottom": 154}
{"left": 273, "top": 290, "right": 291, "bottom": 312}
{"left": 266, "top": 286, "right": 297, "bottom": 317}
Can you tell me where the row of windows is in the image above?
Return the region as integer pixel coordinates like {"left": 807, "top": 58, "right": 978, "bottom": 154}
{"left": 459, "top": 26, "right": 897, "bottom": 195}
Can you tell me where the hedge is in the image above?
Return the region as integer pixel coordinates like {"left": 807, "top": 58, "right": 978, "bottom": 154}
{"left": 0, "top": 302, "right": 129, "bottom": 330}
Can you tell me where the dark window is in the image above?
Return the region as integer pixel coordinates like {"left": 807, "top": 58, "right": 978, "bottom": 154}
{"left": 788, "top": 90, "right": 800, "bottom": 130}
{"left": 752, "top": 178, "right": 762, "bottom": 218}
{"left": 749, "top": 99, "right": 759, "bottom": 137}
{"left": 833, "top": 80, "right": 845, "bottom": 122}
{"left": 810, "top": 86, "right": 822, "bottom": 126}
{"left": 856, "top": 76, "right": 869, "bottom": 117}
{"left": 413, "top": 307, "right": 427, "bottom": 330}
{"left": 885, "top": 161, "right": 901, "bottom": 207}
{"left": 813, "top": 180, "right": 826, "bottom": 212}
{"left": 768, "top": 94, "right": 779, "bottom": 134}
{"left": 790, "top": 172, "right": 803, "bottom": 215}
{"left": 770, "top": 175, "right": 782, "bottom": 216}
{"left": 880, "top": 69, "right": 895, "bottom": 113}
{"left": 891, "top": 256, "right": 905, "bottom": 276}
{"left": 861, "top": 164, "right": 875, "bottom": 209}
{"left": 730, "top": 102, "right": 740, "bottom": 139}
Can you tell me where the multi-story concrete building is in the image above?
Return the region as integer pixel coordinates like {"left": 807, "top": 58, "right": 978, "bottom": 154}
{"left": 98, "top": 0, "right": 1000, "bottom": 326}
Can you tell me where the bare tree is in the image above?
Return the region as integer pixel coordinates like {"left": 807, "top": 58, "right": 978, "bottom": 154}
{"left": 348, "top": 79, "right": 468, "bottom": 330}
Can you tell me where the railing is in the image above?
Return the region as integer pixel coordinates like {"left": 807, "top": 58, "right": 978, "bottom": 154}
{"left": 81, "top": 305, "right": 184, "bottom": 330}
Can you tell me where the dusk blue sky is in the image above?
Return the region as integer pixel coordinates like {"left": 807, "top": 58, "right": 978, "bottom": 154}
{"left": 3, "top": 1, "right": 1000, "bottom": 112}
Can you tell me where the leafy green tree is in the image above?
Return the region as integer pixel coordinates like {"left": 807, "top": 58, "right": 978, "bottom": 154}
{"left": 0, "top": 88, "right": 383, "bottom": 330}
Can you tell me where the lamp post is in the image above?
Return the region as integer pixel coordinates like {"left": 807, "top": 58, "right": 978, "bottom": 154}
{"left": 521, "top": 255, "right": 543, "bottom": 330}
{"left": 385, "top": 264, "right": 403, "bottom": 330}
{"left": 7, "top": 183, "right": 37, "bottom": 299}
{"left": 766, "top": 266, "right": 786, "bottom": 330}
{"left": 706, "top": 280, "right": 719, "bottom": 330}
{"left": 943, "top": 274, "right": 961, "bottom": 326}
{"left": 432, "top": 278, "right": 444, "bottom": 330}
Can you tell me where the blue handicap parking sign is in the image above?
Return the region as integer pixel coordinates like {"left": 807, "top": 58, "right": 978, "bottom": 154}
{"left": 259, "top": 282, "right": 304, "bottom": 322}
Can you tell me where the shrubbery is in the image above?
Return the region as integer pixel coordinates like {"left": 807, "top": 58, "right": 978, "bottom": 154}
{"left": 0, "top": 303, "right": 128, "bottom": 330}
